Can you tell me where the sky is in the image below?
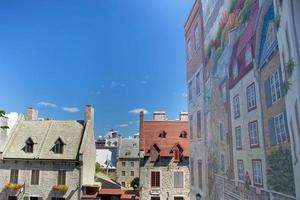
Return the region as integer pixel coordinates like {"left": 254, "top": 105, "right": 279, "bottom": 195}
{"left": 0, "top": 0, "right": 194, "bottom": 137}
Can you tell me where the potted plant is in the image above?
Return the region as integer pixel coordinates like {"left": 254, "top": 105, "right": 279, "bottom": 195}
{"left": 5, "top": 183, "right": 23, "bottom": 191}
{"left": 52, "top": 185, "right": 69, "bottom": 193}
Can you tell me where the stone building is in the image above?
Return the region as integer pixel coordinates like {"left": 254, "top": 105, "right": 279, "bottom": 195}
{"left": 0, "top": 106, "right": 98, "bottom": 200}
{"left": 139, "top": 111, "right": 190, "bottom": 200}
{"left": 116, "top": 138, "right": 139, "bottom": 188}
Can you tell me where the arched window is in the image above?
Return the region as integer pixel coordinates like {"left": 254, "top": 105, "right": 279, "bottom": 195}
{"left": 25, "top": 138, "right": 34, "bottom": 153}
{"left": 158, "top": 131, "right": 167, "bottom": 138}
{"left": 54, "top": 138, "right": 64, "bottom": 154}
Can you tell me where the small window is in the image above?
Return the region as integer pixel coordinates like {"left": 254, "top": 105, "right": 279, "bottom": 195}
{"left": 270, "top": 69, "right": 282, "bottom": 103}
{"left": 10, "top": 169, "right": 19, "bottom": 184}
{"left": 219, "top": 123, "right": 224, "bottom": 141}
{"left": 198, "top": 160, "right": 202, "bottom": 189}
{"left": 158, "top": 131, "right": 167, "bottom": 138}
{"left": 174, "top": 171, "right": 184, "bottom": 188}
{"left": 57, "top": 170, "right": 66, "bottom": 185}
{"left": 130, "top": 162, "right": 134, "bottom": 167}
{"left": 25, "top": 138, "right": 34, "bottom": 153}
{"left": 190, "top": 158, "right": 194, "bottom": 186}
{"left": 266, "top": 22, "right": 276, "bottom": 49}
{"left": 151, "top": 171, "right": 160, "bottom": 187}
{"left": 121, "top": 182, "right": 125, "bottom": 187}
{"left": 131, "top": 171, "right": 134, "bottom": 176}
{"left": 237, "top": 160, "right": 244, "bottom": 181}
{"left": 245, "top": 46, "right": 252, "bottom": 66}
{"left": 233, "top": 95, "right": 240, "bottom": 118}
{"left": 189, "top": 115, "right": 193, "bottom": 139}
{"left": 252, "top": 160, "right": 263, "bottom": 186}
{"left": 31, "top": 170, "right": 40, "bottom": 185}
{"left": 274, "top": 113, "right": 288, "bottom": 144}
{"left": 220, "top": 154, "right": 225, "bottom": 172}
{"left": 197, "top": 111, "right": 201, "bottom": 138}
{"left": 122, "top": 171, "right": 125, "bottom": 176}
{"left": 122, "top": 162, "right": 126, "bottom": 166}
{"left": 249, "top": 121, "right": 259, "bottom": 147}
{"left": 54, "top": 138, "right": 64, "bottom": 154}
{"left": 233, "top": 62, "right": 238, "bottom": 79}
{"left": 247, "top": 83, "right": 257, "bottom": 111}
{"left": 235, "top": 126, "right": 242, "bottom": 149}
{"left": 189, "top": 81, "right": 193, "bottom": 101}
{"left": 180, "top": 131, "right": 187, "bottom": 138}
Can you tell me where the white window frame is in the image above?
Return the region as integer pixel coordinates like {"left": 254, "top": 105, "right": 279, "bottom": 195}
{"left": 274, "top": 113, "right": 288, "bottom": 144}
{"left": 173, "top": 170, "right": 184, "bottom": 189}
{"left": 249, "top": 121, "right": 259, "bottom": 147}
{"left": 252, "top": 160, "right": 263, "bottom": 186}
{"left": 235, "top": 126, "right": 242, "bottom": 149}
{"left": 237, "top": 160, "right": 244, "bottom": 181}
{"left": 233, "top": 94, "right": 240, "bottom": 118}
{"left": 270, "top": 69, "right": 281, "bottom": 103}
{"left": 30, "top": 169, "right": 40, "bottom": 186}
{"left": 247, "top": 83, "right": 256, "bottom": 110}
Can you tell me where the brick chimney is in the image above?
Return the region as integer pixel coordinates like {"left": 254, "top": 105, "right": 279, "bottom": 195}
{"left": 179, "top": 112, "right": 188, "bottom": 121}
{"left": 84, "top": 105, "right": 94, "bottom": 124}
{"left": 25, "top": 107, "right": 38, "bottom": 120}
{"left": 139, "top": 111, "right": 144, "bottom": 151}
{"left": 153, "top": 111, "right": 166, "bottom": 121}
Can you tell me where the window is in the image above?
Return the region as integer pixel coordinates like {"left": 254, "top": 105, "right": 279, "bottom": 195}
{"left": 245, "top": 46, "right": 252, "bottom": 66}
{"left": 233, "top": 62, "right": 238, "bottom": 79}
{"left": 54, "top": 138, "right": 64, "bottom": 154}
{"left": 270, "top": 69, "right": 282, "bottom": 103}
{"left": 180, "top": 131, "right": 188, "bottom": 138}
{"left": 8, "top": 197, "right": 17, "bottom": 200}
{"left": 51, "top": 198, "right": 65, "bottom": 200}
{"left": 249, "top": 121, "right": 259, "bottom": 147}
{"left": 196, "top": 72, "right": 200, "bottom": 95}
{"left": 235, "top": 126, "right": 242, "bottom": 149}
{"left": 25, "top": 138, "right": 34, "bottom": 153}
{"left": 219, "top": 123, "right": 224, "bottom": 141}
{"left": 266, "top": 22, "right": 276, "bottom": 49}
{"left": 220, "top": 154, "right": 225, "bottom": 172}
{"left": 174, "top": 171, "right": 184, "bottom": 188}
{"left": 198, "top": 160, "right": 202, "bottom": 189}
{"left": 121, "top": 182, "right": 125, "bottom": 187}
{"left": 194, "top": 25, "right": 199, "bottom": 49}
{"left": 233, "top": 95, "right": 240, "bottom": 118}
{"left": 189, "top": 81, "right": 193, "bottom": 101}
{"left": 174, "top": 197, "right": 184, "bottom": 200}
{"left": 57, "top": 170, "right": 66, "bottom": 185}
{"left": 151, "top": 198, "right": 160, "bottom": 200}
{"left": 197, "top": 111, "right": 201, "bottom": 138}
{"left": 189, "top": 115, "right": 193, "bottom": 139}
{"left": 122, "top": 162, "right": 126, "bottom": 167}
{"left": 122, "top": 171, "right": 125, "bottom": 176}
{"left": 130, "top": 162, "right": 134, "bottom": 167}
{"left": 237, "top": 160, "right": 244, "bottom": 181}
{"left": 187, "top": 40, "right": 192, "bottom": 61}
{"left": 151, "top": 171, "right": 160, "bottom": 187}
{"left": 274, "top": 113, "right": 288, "bottom": 144}
{"left": 190, "top": 158, "right": 194, "bottom": 186}
{"left": 173, "top": 146, "right": 182, "bottom": 162}
{"left": 252, "top": 160, "right": 263, "bottom": 186}
{"left": 247, "top": 83, "right": 257, "bottom": 111}
{"left": 131, "top": 171, "right": 134, "bottom": 176}
{"left": 31, "top": 170, "right": 40, "bottom": 185}
{"left": 10, "top": 169, "right": 19, "bottom": 184}
{"left": 158, "top": 131, "right": 167, "bottom": 138}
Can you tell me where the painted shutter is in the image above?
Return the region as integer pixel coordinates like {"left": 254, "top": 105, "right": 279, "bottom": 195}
{"left": 284, "top": 111, "right": 290, "bottom": 141}
{"left": 268, "top": 117, "right": 277, "bottom": 145}
{"left": 265, "top": 78, "right": 272, "bottom": 108}
{"left": 278, "top": 67, "right": 284, "bottom": 96}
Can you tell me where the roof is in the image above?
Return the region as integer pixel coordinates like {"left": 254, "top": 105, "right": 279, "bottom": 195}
{"left": 99, "top": 189, "right": 123, "bottom": 195}
{"left": 121, "top": 194, "right": 139, "bottom": 200}
{"left": 119, "top": 138, "right": 139, "bottom": 158}
{"left": 3, "top": 115, "right": 86, "bottom": 160}
{"left": 140, "top": 116, "right": 189, "bottom": 157}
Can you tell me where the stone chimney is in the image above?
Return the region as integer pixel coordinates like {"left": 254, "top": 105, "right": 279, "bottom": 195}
{"left": 84, "top": 105, "right": 94, "bottom": 124}
{"left": 25, "top": 107, "right": 38, "bottom": 120}
{"left": 153, "top": 111, "right": 166, "bottom": 121}
{"left": 179, "top": 112, "right": 188, "bottom": 121}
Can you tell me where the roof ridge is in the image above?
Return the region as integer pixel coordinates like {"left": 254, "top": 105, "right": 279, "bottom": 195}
{"left": 36, "top": 121, "right": 53, "bottom": 159}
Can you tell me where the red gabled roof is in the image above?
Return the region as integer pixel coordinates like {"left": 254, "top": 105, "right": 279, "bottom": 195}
{"left": 139, "top": 113, "right": 189, "bottom": 157}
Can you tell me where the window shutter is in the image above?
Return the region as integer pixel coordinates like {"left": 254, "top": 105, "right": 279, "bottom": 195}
{"left": 265, "top": 78, "right": 272, "bottom": 107}
{"left": 278, "top": 67, "right": 284, "bottom": 95}
{"left": 268, "top": 117, "right": 276, "bottom": 145}
{"left": 284, "top": 111, "right": 290, "bottom": 141}
{"left": 151, "top": 172, "right": 155, "bottom": 187}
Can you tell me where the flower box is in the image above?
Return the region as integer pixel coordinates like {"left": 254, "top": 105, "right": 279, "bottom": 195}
{"left": 52, "top": 185, "right": 69, "bottom": 193}
{"left": 5, "top": 183, "right": 23, "bottom": 190}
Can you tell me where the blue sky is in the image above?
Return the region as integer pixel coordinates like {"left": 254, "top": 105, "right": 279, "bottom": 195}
{"left": 0, "top": 0, "right": 194, "bottom": 137}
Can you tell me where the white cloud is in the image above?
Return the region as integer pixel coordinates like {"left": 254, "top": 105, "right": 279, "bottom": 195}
{"left": 111, "top": 81, "right": 117, "bottom": 88}
{"left": 141, "top": 80, "right": 148, "bottom": 84}
{"left": 62, "top": 107, "right": 80, "bottom": 113}
{"left": 116, "top": 124, "right": 129, "bottom": 128}
{"left": 129, "top": 108, "right": 149, "bottom": 114}
{"left": 37, "top": 101, "right": 58, "bottom": 108}
{"left": 120, "top": 83, "right": 127, "bottom": 87}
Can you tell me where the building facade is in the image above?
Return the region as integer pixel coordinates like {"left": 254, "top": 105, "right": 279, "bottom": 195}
{"left": 139, "top": 111, "right": 190, "bottom": 200}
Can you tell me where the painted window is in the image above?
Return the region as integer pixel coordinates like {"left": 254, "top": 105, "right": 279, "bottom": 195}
{"left": 197, "top": 111, "right": 201, "bottom": 138}
{"left": 219, "top": 123, "right": 224, "bottom": 141}
{"left": 151, "top": 171, "right": 160, "bottom": 187}
{"left": 274, "top": 113, "right": 288, "bottom": 144}
{"left": 245, "top": 46, "right": 252, "bottom": 66}
{"left": 190, "top": 158, "right": 194, "bottom": 186}
{"left": 10, "top": 169, "right": 19, "bottom": 184}
{"left": 237, "top": 160, "right": 244, "bottom": 181}
{"left": 174, "top": 171, "right": 184, "bottom": 188}
{"left": 25, "top": 138, "right": 34, "bottom": 153}
{"left": 235, "top": 126, "right": 242, "bottom": 149}
{"left": 233, "top": 95, "right": 240, "bottom": 118}
{"left": 196, "top": 72, "right": 200, "bottom": 95}
{"left": 252, "top": 160, "right": 263, "bottom": 186}
{"left": 247, "top": 83, "right": 257, "bottom": 111}
{"left": 270, "top": 69, "right": 282, "bottom": 103}
{"left": 57, "top": 170, "right": 66, "bottom": 185}
{"left": 31, "top": 170, "right": 40, "bottom": 185}
{"left": 249, "top": 121, "right": 259, "bottom": 147}
{"left": 187, "top": 40, "right": 192, "bottom": 61}
{"left": 198, "top": 160, "right": 202, "bottom": 189}
{"left": 194, "top": 25, "right": 200, "bottom": 49}
{"left": 233, "top": 62, "right": 238, "bottom": 79}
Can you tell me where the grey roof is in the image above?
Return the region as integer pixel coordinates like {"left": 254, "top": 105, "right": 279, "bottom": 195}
{"left": 118, "top": 138, "right": 139, "bottom": 158}
{"left": 3, "top": 115, "right": 86, "bottom": 160}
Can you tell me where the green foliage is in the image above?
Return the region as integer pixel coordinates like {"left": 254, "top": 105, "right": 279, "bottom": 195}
{"left": 267, "top": 146, "right": 295, "bottom": 196}
{"left": 5, "top": 183, "right": 23, "bottom": 190}
{"left": 240, "top": 0, "right": 253, "bottom": 24}
{"left": 282, "top": 80, "right": 292, "bottom": 97}
{"left": 130, "top": 177, "right": 139, "bottom": 189}
{"left": 95, "top": 162, "right": 106, "bottom": 174}
{"left": 285, "top": 58, "right": 295, "bottom": 78}
{"left": 52, "top": 185, "right": 69, "bottom": 192}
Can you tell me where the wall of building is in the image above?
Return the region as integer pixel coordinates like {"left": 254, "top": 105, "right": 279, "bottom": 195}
{"left": 116, "top": 158, "right": 139, "bottom": 188}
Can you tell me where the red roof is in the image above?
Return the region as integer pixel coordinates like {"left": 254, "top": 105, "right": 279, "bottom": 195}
{"left": 99, "top": 188, "right": 123, "bottom": 195}
{"left": 139, "top": 112, "right": 189, "bottom": 157}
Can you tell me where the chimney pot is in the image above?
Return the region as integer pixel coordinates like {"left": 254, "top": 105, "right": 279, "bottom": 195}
{"left": 153, "top": 111, "right": 166, "bottom": 121}
{"left": 25, "top": 107, "right": 38, "bottom": 120}
{"left": 179, "top": 112, "right": 188, "bottom": 121}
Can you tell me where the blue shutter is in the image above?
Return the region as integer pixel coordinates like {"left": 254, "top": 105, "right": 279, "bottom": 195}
{"left": 284, "top": 111, "right": 290, "bottom": 141}
{"left": 278, "top": 67, "right": 284, "bottom": 96}
{"left": 265, "top": 78, "right": 272, "bottom": 107}
{"left": 268, "top": 117, "right": 277, "bottom": 145}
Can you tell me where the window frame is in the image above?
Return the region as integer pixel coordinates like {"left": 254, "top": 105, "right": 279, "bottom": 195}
{"left": 197, "top": 110, "right": 201, "bottom": 138}
{"left": 187, "top": 39, "right": 192, "bottom": 61}
{"left": 245, "top": 46, "right": 252, "bottom": 66}
{"left": 10, "top": 169, "right": 19, "bottom": 184}
{"left": 249, "top": 120, "right": 259, "bottom": 148}
{"left": 274, "top": 113, "right": 288, "bottom": 144}
{"left": 235, "top": 126, "right": 242, "bottom": 150}
{"left": 233, "top": 94, "right": 240, "bottom": 118}
{"left": 247, "top": 83, "right": 257, "bottom": 111}
{"left": 196, "top": 72, "right": 200, "bottom": 95}
{"left": 173, "top": 171, "right": 184, "bottom": 189}
{"left": 31, "top": 169, "right": 40, "bottom": 185}
{"left": 194, "top": 25, "right": 200, "bottom": 50}
{"left": 57, "top": 170, "right": 66, "bottom": 185}
{"left": 270, "top": 69, "right": 282, "bottom": 103}
{"left": 237, "top": 160, "right": 245, "bottom": 181}
{"left": 150, "top": 171, "right": 161, "bottom": 188}
{"left": 252, "top": 159, "right": 263, "bottom": 187}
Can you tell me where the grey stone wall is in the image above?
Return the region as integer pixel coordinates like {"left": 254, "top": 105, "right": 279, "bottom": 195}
{"left": 116, "top": 158, "right": 139, "bottom": 188}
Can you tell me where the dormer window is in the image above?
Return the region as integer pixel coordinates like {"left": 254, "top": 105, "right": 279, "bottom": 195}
{"left": 180, "top": 131, "right": 188, "bottom": 138}
{"left": 150, "top": 144, "right": 160, "bottom": 162}
{"left": 25, "top": 138, "right": 34, "bottom": 153}
{"left": 171, "top": 144, "right": 183, "bottom": 162}
{"left": 54, "top": 138, "right": 64, "bottom": 154}
{"left": 158, "top": 131, "right": 167, "bottom": 138}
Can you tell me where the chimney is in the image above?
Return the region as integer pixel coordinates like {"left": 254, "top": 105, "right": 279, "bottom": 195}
{"left": 179, "top": 112, "right": 188, "bottom": 121}
{"left": 139, "top": 111, "right": 144, "bottom": 151}
{"left": 84, "top": 105, "right": 94, "bottom": 124}
{"left": 25, "top": 107, "right": 38, "bottom": 120}
{"left": 153, "top": 111, "right": 166, "bottom": 121}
